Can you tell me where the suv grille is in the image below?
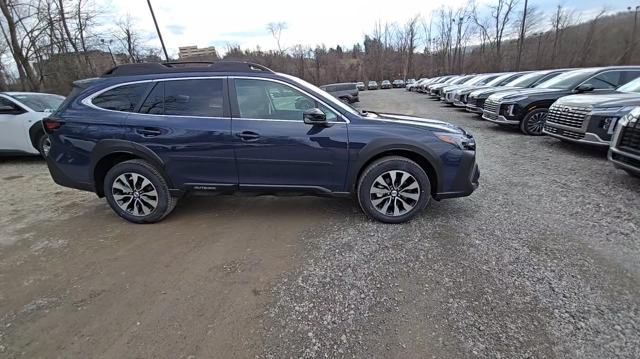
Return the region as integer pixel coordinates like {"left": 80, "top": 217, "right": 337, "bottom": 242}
{"left": 547, "top": 104, "right": 591, "bottom": 129}
{"left": 544, "top": 124, "right": 585, "bottom": 140}
{"left": 484, "top": 98, "right": 499, "bottom": 114}
{"left": 619, "top": 126, "right": 640, "bottom": 152}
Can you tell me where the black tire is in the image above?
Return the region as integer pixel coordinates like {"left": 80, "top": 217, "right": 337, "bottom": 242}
{"left": 37, "top": 133, "right": 50, "bottom": 158}
{"left": 103, "top": 159, "right": 177, "bottom": 224}
{"left": 357, "top": 156, "right": 431, "bottom": 224}
{"left": 520, "top": 108, "right": 548, "bottom": 136}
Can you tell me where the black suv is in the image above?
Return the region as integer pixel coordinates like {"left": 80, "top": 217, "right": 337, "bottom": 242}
{"left": 466, "top": 69, "right": 568, "bottom": 114}
{"left": 609, "top": 107, "right": 640, "bottom": 177}
{"left": 44, "top": 62, "right": 479, "bottom": 224}
{"left": 482, "top": 67, "right": 640, "bottom": 135}
{"left": 544, "top": 76, "right": 640, "bottom": 145}
{"left": 320, "top": 82, "right": 359, "bottom": 103}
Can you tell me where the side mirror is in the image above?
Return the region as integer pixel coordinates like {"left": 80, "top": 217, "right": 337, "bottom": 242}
{"left": 303, "top": 108, "right": 327, "bottom": 125}
{"left": 575, "top": 84, "right": 595, "bottom": 93}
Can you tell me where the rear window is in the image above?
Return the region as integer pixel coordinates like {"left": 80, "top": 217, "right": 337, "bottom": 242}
{"left": 92, "top": 83, "right": 149, "bottom": 112}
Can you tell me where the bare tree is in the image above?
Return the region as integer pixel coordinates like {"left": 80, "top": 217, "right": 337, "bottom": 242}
{"left": 550, "top": 5, "right": 573, "bottom": 66}
{"left": 266, "top": 22, "right": 287, "bottom": 54}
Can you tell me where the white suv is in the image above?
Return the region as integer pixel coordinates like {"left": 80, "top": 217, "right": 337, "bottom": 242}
{"left": 0, "top": 92, "right": 64, "bottom": 157}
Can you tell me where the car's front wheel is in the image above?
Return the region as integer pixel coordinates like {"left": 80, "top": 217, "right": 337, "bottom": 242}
{"left": 103, "top": 159, "right": 177, "bottom": 224}
{"left": 520, "top": 108, "right": 548, "bottom": 136}
{"left": 357, "top": 156, "right": 431, "bottom": 223}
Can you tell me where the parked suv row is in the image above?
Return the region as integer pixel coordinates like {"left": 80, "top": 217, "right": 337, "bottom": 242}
{"left": 44, "top": 61, "right": 480, "bottom": 224}
{"left": 406, "top": 66, "right": 640, "bottom": 177}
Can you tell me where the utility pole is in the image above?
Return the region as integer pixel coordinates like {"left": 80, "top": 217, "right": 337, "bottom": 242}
{"left": 146, "top": 0, "right": 170, "bottom": 62}
{"left": 515, "top": 0, "right": 528, "bottom": 70}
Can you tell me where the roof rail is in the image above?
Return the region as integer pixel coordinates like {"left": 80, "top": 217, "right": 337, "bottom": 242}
{"left": 102, "top": 61, "right": 274, "bottom": 77}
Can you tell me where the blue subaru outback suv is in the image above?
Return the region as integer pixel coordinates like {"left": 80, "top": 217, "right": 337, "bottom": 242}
{"left": 44, "top": 62, "right": 479, "bottom": 224}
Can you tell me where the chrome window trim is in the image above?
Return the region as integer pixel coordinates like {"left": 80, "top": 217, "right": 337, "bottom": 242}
{"left": 81, "top": 76, "right": 228, "bottom": 118}
{"left": 231, "top": 76, "right": 350, "bottom": 123}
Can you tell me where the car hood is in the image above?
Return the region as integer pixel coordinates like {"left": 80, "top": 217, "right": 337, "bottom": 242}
{"left": 555, "top": 92, "right": 640, "bottom": 107}
{"left": 453, "top": 85, "right": 496, "bottom": 94}
{"left": 430, "top": 83, "right": 451, "bottom": 90}
{"left": 363, "top": 112, "right": 465, "bottom": 134}
{"left": 490, "top": 87, "right": 566, "bottom": 101}
{"left": 470, "top": 86, "right": 518, "bottom": 98}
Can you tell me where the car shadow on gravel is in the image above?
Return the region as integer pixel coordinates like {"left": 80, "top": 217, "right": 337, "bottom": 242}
{"left": 545, "top": 140, "right": 609, "bottom": 159}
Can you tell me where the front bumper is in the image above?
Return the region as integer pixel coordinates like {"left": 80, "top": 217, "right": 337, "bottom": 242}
{"left": 453, "top": 100, "right": 466, "bottom": 107}
{"left": 466, "top": 104, "right": 483, "bottom": 114}
{"left": 434, "top": 151, "right": 480, "bottom": 200}
{"left": 542, "top": 124, "right": 609, "bottom": 146}
{"left": 482, "top": 110, "right": 519, "bottom": 125}
{"left": 609, "top": 147, "right": 640, "bottom": 174}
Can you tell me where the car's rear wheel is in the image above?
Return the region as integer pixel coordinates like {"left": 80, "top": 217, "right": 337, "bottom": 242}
{"left": 520, "top": 108, "right": 548, "bottom": 136}
{"left": 357, "top": 156, "right": 431, "bottom": 223}
{"left": 37, "top": 133, "right": 51, "bottom": 157}
{"left": 104, "top": 159, "right": 177, "bottom": 224}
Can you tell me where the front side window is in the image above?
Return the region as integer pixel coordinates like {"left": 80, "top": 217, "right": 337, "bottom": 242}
{"left": 235, "top": 79, "right": 337, "bottom": 121}
{"left": 587, "top": 71, "right": 621, "bottom": 90}
{"left": 92, "top": 83, "right": 149, "bottom": 112}
{"left": 617, "top": 76, "right": 640, "bottom": 93}
{"left": 138, "top": 79, "right": 224, "bottom": 117}
{"left": 0, "top": 97, "right": 23, "bottom": 114}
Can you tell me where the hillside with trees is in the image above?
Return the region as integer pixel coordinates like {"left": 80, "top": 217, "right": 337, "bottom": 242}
{"left": 0, "top": 0, "right": 638, "bottom": 94}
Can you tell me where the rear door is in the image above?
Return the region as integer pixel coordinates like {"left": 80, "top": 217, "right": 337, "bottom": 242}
{"left": 125, "top": 77, "right": 237, "bottom": 189}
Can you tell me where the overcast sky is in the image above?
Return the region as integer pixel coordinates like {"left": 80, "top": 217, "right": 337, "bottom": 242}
{"left": 107, "top": 0, "right": 633, "bottom": 57}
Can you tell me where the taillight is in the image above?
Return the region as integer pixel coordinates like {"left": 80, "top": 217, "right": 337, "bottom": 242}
{"left": 43, "top": 118, "right": 63, "bottom": 133}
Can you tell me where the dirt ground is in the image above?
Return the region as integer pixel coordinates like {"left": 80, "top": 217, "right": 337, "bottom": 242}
{"left": 0, "top": 157, "right": 353, "bottom": 358}
{"left": 1, "top": 89, "right": 639, "bottom": 359}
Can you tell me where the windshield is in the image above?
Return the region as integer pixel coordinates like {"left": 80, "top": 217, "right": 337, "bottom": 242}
{"left": 281, "top": 73, "right": 360, "bottom": 117}
{"left": 450, "top": 76, "right": 473, "bottom": 85}
{"left": 485, "top": 73, "right": 514, "bottom": 86}
{"left": 10, "top": 93, "right": 65, "bottom": 112}
{"left": 616, "top": 77, "right": 640, "bottom": 93}
{"left": 507, "top": 72, "right": 549, "bottom": 87}
{"left": 536, "top": 68, "right": 599, "bottom": 89}
{"left": 467, "top": 74, "right": 497, "bottom": 86}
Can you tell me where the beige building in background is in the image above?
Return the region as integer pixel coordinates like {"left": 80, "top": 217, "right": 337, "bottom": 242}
{"left": 178, "top": 45, "right": 218, "bottom": 60}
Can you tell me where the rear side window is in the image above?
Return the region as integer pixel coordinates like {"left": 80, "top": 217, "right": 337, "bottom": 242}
{"left": 139, "top": 79, "right": 224, "bottom": 117}
{"left": 92, "top": 83, "right": 149, "bottom": 112}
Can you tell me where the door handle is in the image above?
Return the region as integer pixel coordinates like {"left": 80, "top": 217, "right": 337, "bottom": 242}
{"left": 136, "top": 127, "right": 162, "bottom": 137}
{"left": 237, "top": 131, "right": 260, "bottom": 141}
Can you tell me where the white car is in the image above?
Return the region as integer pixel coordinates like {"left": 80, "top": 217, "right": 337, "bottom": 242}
{"left": 0, "top": 92, "right": 65, "bottom": 157}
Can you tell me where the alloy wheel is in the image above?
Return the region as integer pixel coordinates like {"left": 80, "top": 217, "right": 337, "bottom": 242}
{"left": 527, "top": 111, "right": 547, "bottom": 134}
{"left": 112, "top": 172, "right": 159, "bottom": 216}
{"left": 369, "top": 170, "right": 421, "bottom": 217}
{"left": 41, "top": 138, "right": 51, "bottom": 157}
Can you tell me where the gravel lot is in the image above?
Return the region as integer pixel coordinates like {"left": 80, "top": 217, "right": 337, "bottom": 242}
{"left": 1, "top": 88, "right": 639, "bottom": 358}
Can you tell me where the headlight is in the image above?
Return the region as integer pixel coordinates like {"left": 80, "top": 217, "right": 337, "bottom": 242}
{"left": 591, "top": 106, "right": 634, "bottom": 114}
{"left": 434, "top": 132, "right": 476, "bottom": 150}
{"left": 619, "top": 108, "right": 640, "bottom": 127}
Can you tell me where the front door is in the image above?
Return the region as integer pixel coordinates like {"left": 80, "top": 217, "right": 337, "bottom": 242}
{"left": 124, "top": 77, "right": 237, "bottom": 188}
{"left": 229, "top": 78, "right": 349, "bottom": 193}
{"left": 0, "top": 97, "right": 30, "bottom": 152}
